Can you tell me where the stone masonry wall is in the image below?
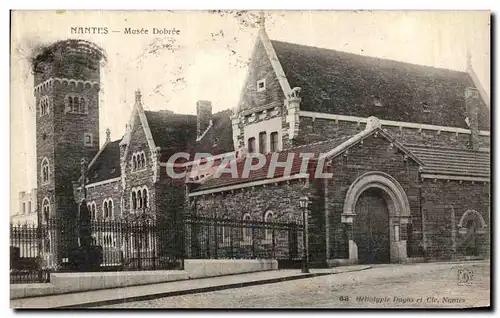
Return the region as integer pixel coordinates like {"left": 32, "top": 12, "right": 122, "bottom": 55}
{"left": 74, "top": 180, "right": 122, "bottom": 219}
{"left": 421, "top": 180, "right": 490, "bottom": 260}
{"left": 122, "top": 113, "right": 157, "bottom": 216}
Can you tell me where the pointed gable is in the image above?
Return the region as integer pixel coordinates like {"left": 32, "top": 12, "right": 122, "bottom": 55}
{"left": 143, "top": 109, "right": 234, "bottom": 162}
{"left": 237, "top": 34, "right": 288, "bottom": 115}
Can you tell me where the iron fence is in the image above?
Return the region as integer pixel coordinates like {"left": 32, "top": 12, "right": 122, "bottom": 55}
{"left": 10, "top": 223, "right": 49, "bottom": 283}
{"left": 10, "top": 217, "right": 183, "bottom": 283}
{"left": 184, "top": 215, "right": 303, "bottom": 263}
{"left": 10, "top": 215, "right": 304, "bottom": 284}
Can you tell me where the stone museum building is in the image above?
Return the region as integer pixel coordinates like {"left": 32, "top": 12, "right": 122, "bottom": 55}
{"left": 33, "top": 23, "right": 490, "bottom": 268}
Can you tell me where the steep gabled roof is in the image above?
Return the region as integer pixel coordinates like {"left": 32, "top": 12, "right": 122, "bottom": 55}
{"left": 405, "top": 145, "right": 490, "bottom": 178}
{"left": 271, "top": 40, "right": 489, "bottom": 130}
{"left": 86, "top": 139, "right": 122, "bottom": 183}
{"left": 144, "top": 109, "right": 234, "bottom": 163}
{"left": 145, "top": 110, "right": 198, "bottom": 149}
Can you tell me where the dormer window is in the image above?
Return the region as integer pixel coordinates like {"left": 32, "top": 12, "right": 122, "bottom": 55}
{"left": 373, "top": 97, "right": 383, "bottom": 107}
{"left": 422, "top": 102, "right": 431, "bottom": 113}
{"left": 84, "top": 133, "right": 93, "bottom": 147}
{"left": 257, "top": 79, "right": 266, "bottom": 92}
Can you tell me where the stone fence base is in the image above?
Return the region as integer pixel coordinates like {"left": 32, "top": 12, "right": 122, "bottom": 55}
{"left": 10, "top": 259, "right": 278, "bottom": 299}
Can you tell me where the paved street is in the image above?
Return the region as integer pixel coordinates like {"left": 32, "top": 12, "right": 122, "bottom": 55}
{"left": 101, "top": 261, "right": 490, "bottom": 308}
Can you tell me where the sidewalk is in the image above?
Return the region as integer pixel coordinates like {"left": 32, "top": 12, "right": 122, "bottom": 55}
{"left": 11, "top": 265, "right": 371, "bottom": 308}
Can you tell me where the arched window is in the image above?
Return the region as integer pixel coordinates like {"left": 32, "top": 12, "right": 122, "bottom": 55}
{"left": 248, "top": 137, "right": 256, "bottom": 154}
{"left": 73, "top": 97, "right": 80, "bottom": 113}
{"left": 108, "top": 200, "right": 113, "bottom": 219}
{"left": 141, "top": 153, "right": 146, "bottom": 168}
{"left": 87, "top": 202, "right": 97, "bottom": 220}
{"left": 41, "top": 158, "right": 50, "bottom": 184}
{"left": 79, "top": 97, "right": 86, "bottom": 114}
{"left": 142, "top": 188, "right": 148, "bottom": 208}
{"left": 264, "top": 210, "right": 274, "bottom": 241}
{"left": 458, "top": 209, "right": 487, "bottom": 256}
{"left": 41, "top": 197, "right": 50, "bottom": 223}
{"left": 133, "top": 155, "right": 137, "bottom": 170}
{"left": 68, "top": 96, "right": 73, "bottom": 112}
{"left": 270, "top": 132, "right": 279, "bottom": 152}
{"left": 132, "top": 191, "right": 137, "bottom": 210}
{"left": 242, "top": 213, "right": 252, "bottom": 243}
{"left": 137, "top": 189, "right": 143, "bottom": 209}
{"left": 40, "top": 96, "right": 49, "bottom": 116}
{"left": 103, "top": 201, "right": 109, "bottom": 219}
{"left": 259, "top": 132, "right": 267, "bottom": 153}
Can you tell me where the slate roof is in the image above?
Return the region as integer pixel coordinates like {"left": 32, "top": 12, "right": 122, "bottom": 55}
{"left": 271, "top": 40, "right": 490, "bottom": 130}
{"left": 193, "top": 134, "right": 354, "bottom": 191}
{"left": 405, "top": 145, "right": 490, "bottom": 178}
{"left": 87, "top": 139, "right": 122, "bottom": 183}
{"left": 193, "top": 109, "right": 235, "bottom": 156}
{"left": 86, "top": 108, "right": 234, "bottom": 184}
{"left": 144, "top": 110, "right": 198, "bottom": 158}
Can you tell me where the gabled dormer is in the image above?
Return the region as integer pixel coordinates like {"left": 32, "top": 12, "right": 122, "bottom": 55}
{"left": 232, "top": 13, "right": 299, "bottom": 153}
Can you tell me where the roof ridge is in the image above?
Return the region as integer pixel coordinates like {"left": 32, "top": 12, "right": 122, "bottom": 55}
{"left": 270, "top": 39, "right": 469, "bottom": 75}
{"left": 404, "top": 144, "right": 490, "bottom": 154}
{"left": 213, "top": 108, "right": 233, "bottom": 116}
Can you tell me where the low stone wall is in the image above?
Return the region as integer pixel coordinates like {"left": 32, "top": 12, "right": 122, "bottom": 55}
{"left": 327, "top": 259, "right": 358, "bottom": 267}
{"left": 184, "top": 259, "right": 278, "bottom": 279}
{"left": 11, "top": 270, "right": 189, "bottom": 299}
{"left": 10, "top": 259, "right": 278, "bottom": 299}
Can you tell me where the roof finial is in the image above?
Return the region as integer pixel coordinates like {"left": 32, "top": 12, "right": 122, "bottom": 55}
{"left": 258, "top": 11, "right": 266, "bottom": 30}
{"left": 135, "top": 89, "right": 142, "bottom": 104}
{"left": 105, "top": 128, "right": 111, "bottom": 142}
{"left": 466, "top": 47, "right": 472, "bottom": 71}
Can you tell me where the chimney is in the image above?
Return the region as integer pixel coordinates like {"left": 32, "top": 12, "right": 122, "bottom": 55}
{"left": 465, "top": 87, "right": 480, "bottom": 151}
{"left": 105, "top": 128, "right": 111, "bottom": 142}
{"left": 135, "top": 90, "right": 142, "bottom": 104}
{"left": 196, "top": 100, "right": 213, "bottom": 138}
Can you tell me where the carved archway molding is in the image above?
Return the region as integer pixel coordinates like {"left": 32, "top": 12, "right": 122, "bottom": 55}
{"left": 457, "top": 209, "right": 487, "bottom": 235}
{"left": 342, "top": 171, "right": 411, "bottom": 223}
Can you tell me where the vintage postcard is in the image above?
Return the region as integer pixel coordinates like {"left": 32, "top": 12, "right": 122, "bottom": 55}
{"left": 10, "top": 10, "right": 490, "bottom": 309}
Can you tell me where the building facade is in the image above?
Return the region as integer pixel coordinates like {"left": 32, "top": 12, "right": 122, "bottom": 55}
{"left": 11, "top": 189, "right": 38, "bottom": 225}
{"left": 33, "top": 24, "right": 490, "bottom": 267}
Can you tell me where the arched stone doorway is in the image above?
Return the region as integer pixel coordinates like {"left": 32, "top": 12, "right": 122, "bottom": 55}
{"left": 342, "top": 171, "right": 411, "bottom": 264}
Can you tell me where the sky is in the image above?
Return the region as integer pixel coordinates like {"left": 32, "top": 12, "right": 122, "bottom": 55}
{"left": 10, "top": 10, "right": 490, "bottom": 212}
